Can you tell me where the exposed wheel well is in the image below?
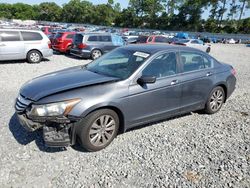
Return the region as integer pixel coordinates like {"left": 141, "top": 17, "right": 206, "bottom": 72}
{"left": 91, "top": 48, "right": 102, "bottom": 54}
{"left": 27, "top": 49, "right": 43, "bottom": 58}
{"left": 217, "top": 84, "right": 227, "bottom": 102}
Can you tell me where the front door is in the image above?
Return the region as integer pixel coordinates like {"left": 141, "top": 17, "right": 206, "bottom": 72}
{"left": 127, "top": 51, "right": 182, "bottom": 127}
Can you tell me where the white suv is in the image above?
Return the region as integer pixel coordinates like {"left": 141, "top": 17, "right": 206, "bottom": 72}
{"left": 0, "top": 29, "right": 53, "bottom": 63}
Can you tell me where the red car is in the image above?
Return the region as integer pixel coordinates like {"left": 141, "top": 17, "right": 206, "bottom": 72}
{"left": 146, "top": 35, "right": 169, "bottom": 43}
{"left": 51, "top": 32, "right": 76, "bottom": 53}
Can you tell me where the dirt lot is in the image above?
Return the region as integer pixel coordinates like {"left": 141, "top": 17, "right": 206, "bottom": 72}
{"left": 0, "top": 44, "right": 249, "bottom": 187}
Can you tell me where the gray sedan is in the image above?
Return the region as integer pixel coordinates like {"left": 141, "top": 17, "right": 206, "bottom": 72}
{"left": 15, "top": 45, "right": 236, "bottom": 151}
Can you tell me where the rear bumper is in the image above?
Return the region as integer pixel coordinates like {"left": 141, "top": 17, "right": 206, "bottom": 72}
{"left": 70, "top": 49, "right": 91, "bottom": 58}
{"left": 52, "top": 45, "right": 67, "bottom": 53}
{"left": 41, "top": 49, "right": 53, "bottom": 58}
{"left": 227, "top": 75, "right": 236, "bottom": 99}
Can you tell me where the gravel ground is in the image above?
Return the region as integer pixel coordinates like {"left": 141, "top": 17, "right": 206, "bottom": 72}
{"left": 0, "top": 44, "right": 249, "bottom": 188}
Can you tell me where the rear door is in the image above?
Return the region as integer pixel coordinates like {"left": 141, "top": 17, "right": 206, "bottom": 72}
{"left": 178, "top": 50, "right": 215, "bottom": 112}
{"left": 0, "top": 31, "right": 25, "bottom": 61}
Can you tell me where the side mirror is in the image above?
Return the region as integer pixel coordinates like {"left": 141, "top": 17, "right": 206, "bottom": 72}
{"left": 137, "top": 75, "right": 156, "bottom": 85}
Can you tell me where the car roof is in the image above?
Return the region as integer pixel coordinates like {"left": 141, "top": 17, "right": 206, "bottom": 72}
{"left": 76, "top": 32, "right": 112, "bottom": 36}
{"left": 0, "top": 28, "right": 42, "bottom": 33}
{"left": 122, "top": 44, "right": 202, "bottom": 54}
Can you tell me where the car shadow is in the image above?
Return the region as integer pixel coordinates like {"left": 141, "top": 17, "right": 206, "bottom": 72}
{"left": 72, "top": 112, "right": 193, "bottom": 153}
{"left": 9, "top": 113, "right": 67, "bottom": 153}
{"left": 0, "top": 58, "right": 50, "bottom": 64}
{"left": 9, "top": 112, "right": 195, "bottom": 153}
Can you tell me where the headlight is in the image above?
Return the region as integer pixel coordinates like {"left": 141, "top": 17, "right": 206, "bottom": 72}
{"left": 29, "top": 99, "right": 81, "bottom": 117}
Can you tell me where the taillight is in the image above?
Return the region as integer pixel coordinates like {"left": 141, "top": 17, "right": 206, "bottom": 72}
{"left": 231, "top": 67, "right": 236, "bottom": 76}
{"left": 48, "top": 41, "right": 52, "bottom": 49}
{"left": 78, "top": 43, "right": 87, "bottom": 49}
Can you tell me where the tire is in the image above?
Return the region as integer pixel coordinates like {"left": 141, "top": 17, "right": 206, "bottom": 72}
{"left": 77, "top": 109, "right": 119, "bottom": 152}
{"left": 27, "top": 50, "right": 42, "bottom": 63}
{"left": 65, "top": 45, "right": 72, "bottom": 55}
{"left": 91, "top": 49, "right": 102, "bottom": 60}
{"left": 206, "top": 47, "right": 211, "bottom": 53}
{"left": 204, "top": 86, "right": 225, "bottom": 114}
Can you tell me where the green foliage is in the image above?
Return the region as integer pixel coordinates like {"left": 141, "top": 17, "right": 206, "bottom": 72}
{"left": 62, "top": 0, "right": 94, "bottom": 23}
{"left": 37, "top": 2, "right": 62, "bottom": 21}
{"left": 0, "top": 0, "right": 249, "bottom": 34}
{"left": 0, "top": 3, "right": 14, "bottom": 19}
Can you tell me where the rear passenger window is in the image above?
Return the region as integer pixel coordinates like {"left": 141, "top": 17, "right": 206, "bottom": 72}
{"left": 88, "top": 36, "right": 99, "bottom": 42}
{"left": 0, "top": 31, "right": 21, "bottom": 42}
{"left": 180, "top": 52, "right": 212, "bottom": 73}
{"left": 21, "top": 32, "right": 43, "bottom": 41}
{"left": 100, "top": 35, "right": 111, "bottom": 42}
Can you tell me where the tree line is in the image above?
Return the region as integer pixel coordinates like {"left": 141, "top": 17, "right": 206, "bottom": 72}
{"left": 0, "top": 0, "right": 249, "bottom": 34}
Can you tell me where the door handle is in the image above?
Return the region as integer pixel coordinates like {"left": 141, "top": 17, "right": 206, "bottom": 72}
{"left": 171, "top": 80, "right": 178, "bottom": 85}
{"left": 206, "top": 72, "right": 213, "bottom": 77}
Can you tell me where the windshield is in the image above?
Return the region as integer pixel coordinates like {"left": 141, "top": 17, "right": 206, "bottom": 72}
{"left": 86, "top": 48, "right": 150, "bottom": 79}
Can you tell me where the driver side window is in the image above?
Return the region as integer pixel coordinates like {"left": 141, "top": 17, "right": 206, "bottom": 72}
{"left": 142, "top": 52, "right": 177, "bottom": 78}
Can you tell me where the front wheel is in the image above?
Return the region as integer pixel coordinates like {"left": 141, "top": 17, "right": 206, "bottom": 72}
{"left": 77, "top": 109, "right": 119, "bottom": 152}
{"left": 27, "top": 50, "right": 42, "bottom": 63}
{"left": 204, "top": 86, "right": 225, "bottom": 114}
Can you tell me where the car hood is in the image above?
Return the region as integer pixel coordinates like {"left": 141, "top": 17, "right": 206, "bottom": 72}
{"left": 20, "top": 66, "right": 119, "bottom": 101}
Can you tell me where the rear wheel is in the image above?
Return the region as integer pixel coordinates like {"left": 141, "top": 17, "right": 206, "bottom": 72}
{"left": 66, "top": 45, "right": 72, "bottom": 54}
{"left": 78, "top": 109, "right": 119, "bottom": 151}
{"left": 27, "top": 50, "right": 42, "bottom": 63}
{"left": 91, "top": 49, "right": 102, "bottom": 60}
{"left": 204, "top": 86, "right": 225, "bottom": 114}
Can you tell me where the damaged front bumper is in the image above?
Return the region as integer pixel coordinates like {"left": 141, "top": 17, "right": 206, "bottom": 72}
{"left": 17, "top": 114, "right": 79, "bottom": 147}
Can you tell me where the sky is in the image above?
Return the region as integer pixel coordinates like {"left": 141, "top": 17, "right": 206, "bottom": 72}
{"left": 1, "top": 0, "right": 249, "bottom": 20}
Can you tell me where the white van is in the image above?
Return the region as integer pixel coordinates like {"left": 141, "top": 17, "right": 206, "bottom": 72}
{"left": 0, "top": 29, "right": 53, "bottom": 63}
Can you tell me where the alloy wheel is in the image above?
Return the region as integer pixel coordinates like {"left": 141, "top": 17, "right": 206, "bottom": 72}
{"left": 89, "top": 115, "right": 116, "bottom": 147}
{"left": 209, "top": 89, "right": 224, "bottom": 111}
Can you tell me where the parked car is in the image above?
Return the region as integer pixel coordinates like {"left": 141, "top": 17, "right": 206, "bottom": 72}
{"left": 15, "top": 45, "right": 236, "bottom": 151}
{"left": 228, "top": 38, "right": 236, "bottom": 44}
{"left": 70, "top": 33, "right": 125, "bottom": 59}
{"left": 136, "top": 35, "right": 149, "bottom": 44}
{"left": 146, "top": 35, "right": 169, "bottom": 43}
{"left": 0, "top": 29, "right": 53, "bottom": 63}
{"left": 122, "top": 36, "right": 138, "bottom": 44}
{"left": 173, "top": 39, "right": 211, "bottom": 53}
{"left": 41, "top": 26, "right": 53, "bottom": 36}
{"left": 51, "top": 31, "right": 75, "bottom": 53}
